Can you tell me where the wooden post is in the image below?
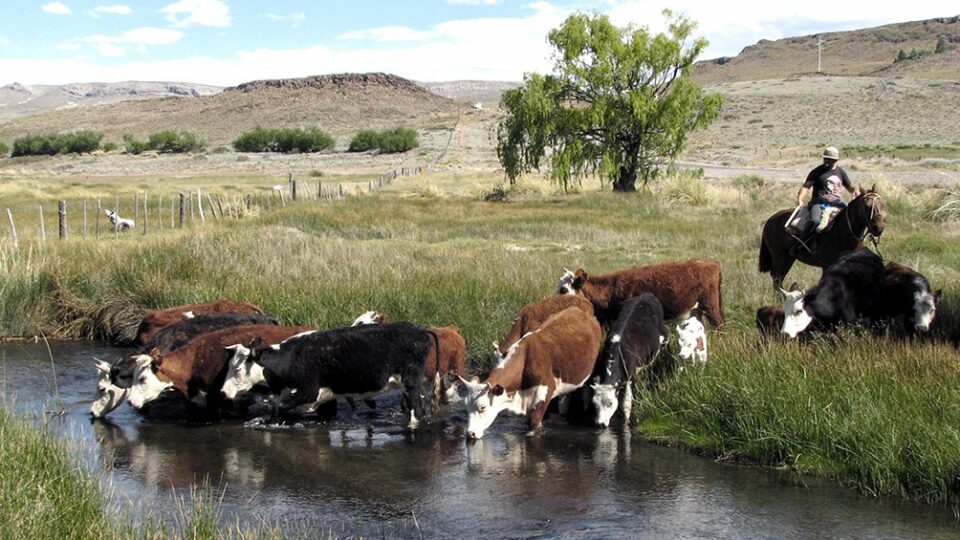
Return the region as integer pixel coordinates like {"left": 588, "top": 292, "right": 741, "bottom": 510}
{"left": 339, "top": 184, "right": 344, "bottom": 199}
{"left": 206, "top": 193, "right": 217, "bottom": 221}
{"left": 278, "top": 188, "right": 285, "bottom": 207}
{"left": 95, "top": 198, "right": 101, "bottom": 240}
{"left": 39, "top": 205, "right": 46, "bottom": 243}
{"left": 114, "top": 195, "right": 120, "bottom": 239}
{"left": 134, "top": 192, "right": 139, "bottom": 221}
{"left": 170, "top": 200, "right": 175, "bottom": 229}
{"left": 292, "top": 180, "right": 297, "bottom": 201}
{"left": 246, "top": 194, "right": 252, "bottom": 211}
{"left": 179, "top": 192, "right": 185, "bottom": 228}
{"left": 288, "top": 172, "right": 293, "bottom": 192}
{"left": 143, "top": 192, "right": 148, "bottom": 235}
{"left": 83, "top": 200, "right": 87, "bottom": 240}
{"left": 216, "top": 193, "right": 225, "bottom": 218}
{"left": 6, "top": 209, "right": 17, "bottom": 247}
{"left": 58, "top": 200, "right": 66, "bottom": 240}
{"left": 158, "top": 193, "right": 163, "bottom": 230}
{"left": 197, "top": 189, "right": 205, "bottom": 224}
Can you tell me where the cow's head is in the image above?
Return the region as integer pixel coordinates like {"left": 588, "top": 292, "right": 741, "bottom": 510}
{"left": 591, "top": 376, "right": 620, "bottom": 428}
{"left": 460, "top": 376, "right": 510, "bottom": 440}
{"left": 780, "top": 283, "right": 813, "bottom": 338}
{"left": 221, "top": 339, "right": 267, "bottom": 400}
{"left": 90, "top": 358, "right": 128, "bottom": 418}
{"left": 912, "top": 281, "right": 940, "bottom": 332}
{"left": 351, "top": 310, "right": 390, "bottom": 326}
{"left": 556, "top": 268, "right": 587, "bottom": 295}
{"left": 677, "top": 317, "right": 707, "bottom": 365}
{"left": 127, "top": 352, "right": 174, "bottom": 409}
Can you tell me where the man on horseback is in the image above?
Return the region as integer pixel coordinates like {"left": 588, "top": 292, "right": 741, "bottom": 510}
{"left": 789, "top": 146, "right": 862, "bottom": 256}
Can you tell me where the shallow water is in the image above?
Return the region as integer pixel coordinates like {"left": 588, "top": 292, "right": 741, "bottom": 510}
{"left": 2, "top": 340, "right": 958, "bottom": 538}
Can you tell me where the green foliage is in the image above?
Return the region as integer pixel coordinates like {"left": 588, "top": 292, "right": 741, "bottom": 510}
{"left": 233, "top": 126, "right": 334, "bottom": 153}
{"left": 309, "top": 170, "right": 325, "bottom": 177}
{"left": 0, "top": 141, "right": 8, "bottom": 157}
{"left": 122, "top": 134, "right": 149, "bottom": 155}
{"left": 101, "top": 142, "right": 118, "bottom": 153}
{"left": 496, "top": 10, "right": 723, "bottom": 192}
{"left": 348, "top": 127, "right": 420, "bottom": 153}
{"left": 123, "top": 131, "right": 205, "bottom": 154}
{"left": 662, "top": 170, "right": 711, "bottom": 206}
{"left": 894, "top": 48, "right": 930, "bottom": 63}
{"left": 11, "top": 131, "right": 103, "bottom": 156}
{"left": 348, "top": 129, "right": 382, "bottom": 152}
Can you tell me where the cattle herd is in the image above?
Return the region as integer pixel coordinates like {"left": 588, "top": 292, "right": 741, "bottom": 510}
{"left": 91, "top": 243, "right": 941, "bottom": 438}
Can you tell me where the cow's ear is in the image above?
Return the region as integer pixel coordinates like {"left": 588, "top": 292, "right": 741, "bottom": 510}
{"left": 152, "top": 354, "right": 163, "bottom": 370}
{"left": 248, "top": 337, "right": 263, "bottom": 349}
{"left": 490, "top": 384, "right": 505, "bottom": 396}
{"left": 935, "top": 289, "right": 942, "bottom": 300}
{"left": 788, "top": 282, "right": 801, "bottom": 293}
{"left": 149, "top": 347, "right": 161, "bottom": 358}
{"left": 591, "top": 375, "right": 600, "bottom": 386}
{"left": 573, "top": 269, "right": 588, "bottom": 289}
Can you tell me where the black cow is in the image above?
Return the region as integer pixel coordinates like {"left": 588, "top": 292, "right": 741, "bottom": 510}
{"left": 222, "top": 322, "right": 437, "bottom": 429}
{"left": 872, "top": 261, "right": 940, "bottom": 335}
{"left": 110, "top": 312, "right": 278, "bottom": 388}
{"left": 780, "top": 249, "right": 885, "bottom": 338}
{"left": 589, "top": 293, "right": 668, "bottom": 427}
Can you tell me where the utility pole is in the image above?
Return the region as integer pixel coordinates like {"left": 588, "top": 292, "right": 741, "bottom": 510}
{"left": 818, "top": 35, "right": 822, "bottom": 73}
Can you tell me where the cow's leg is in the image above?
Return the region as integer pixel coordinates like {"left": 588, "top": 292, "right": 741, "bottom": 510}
{"left": 620, "top": 382, "right": 634, "bottom": 423}
{"left": 702, "top": 290, "right": 725, "bottom": 330}
{"left": 528, "top": 382, "right": 555, "bottom": 433}
{"left": 402, "top": 370, "right": 425, "bottom": 429}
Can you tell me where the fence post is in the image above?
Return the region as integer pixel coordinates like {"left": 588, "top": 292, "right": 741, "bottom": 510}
{"left": 96, "top": 198, "right": 101, "bottom": 240}
{"left": 197, "top": 189, "right": 205, "bottom": 224}
{"left": 83, "top": 200, "right": 87, "bottom": 239}
{"left": 206, "top": 193, "right": 218, "bottom": 221}
{"left": 216, "top": 194, "right": 225, "bottom": 218}
{"left": 58, "top": 200, "right": 66, "bottom": 240}
{"left": 246, "top": 194, "right": 252, "bottom": 211}
{"left": 158, "top": 193, "right": 163, "bottom": 230}
{"left": 114, "top": 195, "right": 120, "bottom": 239}
{"left": 339, "top": 185, "right": 344, "bottom": 199}
{"left": 278, "top": 188, "right": 285, "bottom": 207}
{"left": 39, "top": 205, "right": 46, "bottom": 243}
{"left": 143, "top": 192, "right": 148, "bottom": 235}
{"left": 6, "top": 209, "right": 16, "bottom": 247}
{"left": 179, "top": 192, "right": 185, "bottom": 228}
{"left": 134, "top": 192, "right": 140, "bottom": 222}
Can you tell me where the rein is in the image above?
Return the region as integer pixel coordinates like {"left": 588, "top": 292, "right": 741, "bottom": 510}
{"left": 844, "top": 192, "right": 884, "bottom": 259}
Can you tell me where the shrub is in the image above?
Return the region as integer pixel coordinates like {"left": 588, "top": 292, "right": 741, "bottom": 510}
{"left": 101, "top": 142, "right": 118, "bottom": 153}
{"left": 662, "top": 171, "right": 711, "bottom": 206}
{"left": 10, "top": 131, "right": 103, "bottom": 156}
{"left": 0, "top": 141, "right": 8, "bottom": 157}
{"left": 348, "top": 130, "right": 382, "bottom": 152}
{"left": 233, "top": 126, "right": 334, "bottom": 153}
{"left": 378, "top": 127, "right": 419, "bottom": 153}
{"left": 122, "top": 134, "right": 150, "bottom": 155}
{"left": 123, "top": 131, "right": 204, "bottom": 154}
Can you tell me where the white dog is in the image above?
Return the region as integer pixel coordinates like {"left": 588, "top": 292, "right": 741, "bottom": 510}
{"left": 104, "top": 209, "right": 135, "bottom": 231}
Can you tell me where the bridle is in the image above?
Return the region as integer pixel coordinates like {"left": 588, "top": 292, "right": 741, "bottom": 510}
{"left": 845, "top": 192, "right": 884, "bottom": 257}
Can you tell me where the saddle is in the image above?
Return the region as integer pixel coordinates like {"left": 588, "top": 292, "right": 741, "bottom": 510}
{"left": 784, "top": 204, "right": 841, "bottom": 256}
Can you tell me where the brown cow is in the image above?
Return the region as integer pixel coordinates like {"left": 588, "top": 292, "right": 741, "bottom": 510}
{"left": 495, "top": 294, "right": 595, "bottom": 358}
{"left": 460, "top": 306, "right": 602, "bottom": 439}
{"left": 557, "top": 259, "right": 724, "bottom": 328}
{"left": 756, "top": 305, "right": 785, "bottom": 338}
{"left": 127, "top": 324, "right": 312, "bottom": 413}
{"left": 135, "top": 300, "right": 266, "bottom": 346}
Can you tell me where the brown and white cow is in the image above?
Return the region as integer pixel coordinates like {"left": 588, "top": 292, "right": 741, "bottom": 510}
{"left": 459, "top": 306, "right": 602, "bottom": 439}
{"left": 135, "top": 300, "right": 267, "bottom": 346}
{"left": 494, "top": 294, "right": 595, "bottom": 359}
{"left": 127, "top": 324, "right": 312, "bottom": 413}
{"left": 556, "top": 259, "right": 725, "bottom": 328}
{"left": 352, "top": 311, "right": 466, "bottom": 406}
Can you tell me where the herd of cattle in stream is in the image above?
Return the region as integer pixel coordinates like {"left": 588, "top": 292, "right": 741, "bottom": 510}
{"left": 90, "top": 217, "right": 944, "bottom": 437}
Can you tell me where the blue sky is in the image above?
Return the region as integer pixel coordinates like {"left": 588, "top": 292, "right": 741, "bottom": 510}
{"left": 0, "top": 0, "right": 956, "bottom": 86}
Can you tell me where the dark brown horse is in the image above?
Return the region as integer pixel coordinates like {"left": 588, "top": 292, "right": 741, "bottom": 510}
{"left": 759, "top": 188, "right": 884, "bottom": 289}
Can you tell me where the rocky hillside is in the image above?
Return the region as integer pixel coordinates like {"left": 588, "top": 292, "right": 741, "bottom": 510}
{"left": 0, "top": 73, "right": 459, "bottom": 148}
{"left": 695, "top": 16, "right": 960, "bottom": 84}
{"left": 0, "top": 81, "right": 222, "bottom": 124}
{"left": 420, "top": 80, "right": 520, "bottom": 107}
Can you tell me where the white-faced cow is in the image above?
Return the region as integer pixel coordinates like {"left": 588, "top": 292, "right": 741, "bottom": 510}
{"left": 104, "top": 209, "right": 134, "bottom": 231}
{"left": 351, "top": 311, "right": 391, "bottom": 326}
{"left": 591, "top": 294, "right": 667, "bottom": 427}
{"left": 873, "top": 261, "right": 941, "bottom": 335}
{"left": 459, "top": 306, "right": 602, "bottom": 439}
{"left": 676, "top": 316, "right": 708, "bottom": 367}
{"left": 110, "top": 312, "right": 278, "bottom": 389}
{"left": 493, "top": 294, "right": 594, "bottom": 360}
{"left": 135, "top": 300, "right": 268, "bottom": 346}
{"left": 91, "top": 358, "right": 129, "bottom": 418}
{"left": 780, "top": 249, "right": 885, "bottom": 338}
{"left": 221, "top": 322, "right": 437, "bottom": 429}
{"left": 557, "top": 259, "right": 724, "bottom": 328}
{"left": 126, "top": 324, "right": 312, "bottom": 414}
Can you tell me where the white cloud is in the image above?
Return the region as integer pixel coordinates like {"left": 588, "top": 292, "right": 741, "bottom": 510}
{"left": 56, "top": 43, "right": 82, "bottom": 51}
{"left": 0, "top": 37, "right": 10, "bottom": 47}
{"left": 42, "top": 1, "right": 72, "bottom": 15}
{"left": 89, "top": 5, "right": 133, "bottom": 18}
{"left": 446, "top": 0, "right": 502, "bottom": 5}
{"left": 161, "top": 0, "right": 231, "bottom": 28}
{"left": 266, "top": 12, "right": 306, "bottom": 28}
{"left": 80, "top": 27, "right": 184, "bottom": 57}
{"left": 338, "top": 26, "right": 439, "bottom": 42}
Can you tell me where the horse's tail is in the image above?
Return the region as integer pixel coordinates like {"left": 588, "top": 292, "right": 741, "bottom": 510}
{"left": 759, "top": 236, "right": 773, "bottom": 274}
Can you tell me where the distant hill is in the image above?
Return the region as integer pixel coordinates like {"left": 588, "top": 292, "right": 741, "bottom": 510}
{"left": 420, "top": 81, "right": 520, "bottom": 107}
{"left": 695, "top": 16, "right": 960, "bottom": 84}
{"left": 0, "top": 81, "right": 222, "bottom": 124}
{"left": 0, "top": 73, "right": 459, "bottom": 148}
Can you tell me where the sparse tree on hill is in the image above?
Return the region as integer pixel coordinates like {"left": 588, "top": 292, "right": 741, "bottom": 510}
{"left": 496, "top": 11, "right": 723, "bottom": 192}
{"left": 935, "top": 37, "right": 947, "bottom": 54}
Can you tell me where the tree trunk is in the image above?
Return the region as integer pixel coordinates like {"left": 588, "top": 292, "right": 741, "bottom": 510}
{"left": 612, "top": 165, "right": 638, "bottom": 192}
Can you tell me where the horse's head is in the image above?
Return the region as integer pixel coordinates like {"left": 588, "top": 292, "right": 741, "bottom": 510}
{"left": 852, "top": 185, "right": 884, "bottom": 238}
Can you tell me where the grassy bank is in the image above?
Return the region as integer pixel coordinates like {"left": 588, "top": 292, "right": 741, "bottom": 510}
{"left": 1, "top": 175, "right": 959, "bottom": 505}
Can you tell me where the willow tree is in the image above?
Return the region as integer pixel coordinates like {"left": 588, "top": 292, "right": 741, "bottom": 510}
{"left": 497, "top": 11, "right": 723, "bottom": 192}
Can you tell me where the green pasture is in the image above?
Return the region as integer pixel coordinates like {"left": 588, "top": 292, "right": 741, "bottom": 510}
{"left": 1, "top": 171, "right": 959, "bottom": 508}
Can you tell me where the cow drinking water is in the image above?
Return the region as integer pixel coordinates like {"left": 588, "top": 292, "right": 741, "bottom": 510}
{"left": 873, "top": 261, "right": 940, "bottom": 335}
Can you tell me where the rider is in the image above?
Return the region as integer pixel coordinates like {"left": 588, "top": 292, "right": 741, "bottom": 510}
{"left": 791, "top": 146, "right": 861, "bottom": 253}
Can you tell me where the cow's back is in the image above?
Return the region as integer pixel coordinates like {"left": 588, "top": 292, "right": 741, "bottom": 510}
{"left": 522, "top": 307, "right": 602, "bottom": 388}
{"left": 603, "top": 293, "right": 665, "bottom": 370}
{"left": 814, "top": 249, "right": 884, "bottom": 316}
{"left": 136, "top": 300, "right": 266, "bottom": 345}
{"left": 500, "top": 294, "right": 594, "bottom": 354}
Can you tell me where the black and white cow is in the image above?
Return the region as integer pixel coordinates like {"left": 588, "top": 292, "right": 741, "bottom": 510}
{"left": 591, "top": 294, "right": 668, "bottom": 427}
{"left": 873, "top": 261, "right": 941, "bottom": 335}
{"left": 780, "top": 248, "right": 885, "bottom": 338}
{"left": 221, "top": 322, "right": 437, "bottom": 429}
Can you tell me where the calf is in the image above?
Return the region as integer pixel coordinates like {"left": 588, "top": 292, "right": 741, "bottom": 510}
{"left": 756, "top": 305, "right": 785, "bottom": 338}
{"left": 557, "top": 259, "right": 724, "bottom": 328}
{"left": 127, "top": 324, "right": 312, "bottom": 413}
{"left": 676, "top": 316, "right": 708, "bottom": 366}
{"left": 873, "top": 262, "right": 940, "bottom": 335}
{"left": 591, "top": 294, "right": 667, "bottom": 427}
{"left": 111, "top": 312, "right": 278, "bottom": 388}
{"left": 494, "top": 294, "right": 594, "bottom": 359}
{"left": 105, "top": 209, "right": 134, "bottom": 231}
{"left": 781, "top": 249, "right": 885, "bottom": 338}
{"left": 91, "top": 358, "right": 129, "bottom": 418}
{"left": 135, "top": 300, "right": 267, "bottom": 346}
{"left": 221, "top": 322, "right": 436, "bottom": 429}
{"left": 459, "top": 306, "right": 602, "bottom": 439}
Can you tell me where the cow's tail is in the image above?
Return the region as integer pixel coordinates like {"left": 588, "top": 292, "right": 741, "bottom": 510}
{"left": 426, "top": 328, "right": 442, "bottom": 413}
